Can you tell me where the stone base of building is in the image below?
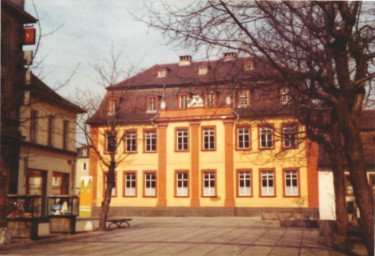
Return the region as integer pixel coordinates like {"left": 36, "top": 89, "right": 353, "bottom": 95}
{"left": 92, "top": 207, "right": 319, "bottom": 218}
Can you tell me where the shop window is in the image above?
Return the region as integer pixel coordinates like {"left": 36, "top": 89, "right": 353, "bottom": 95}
{"left": 52, "top": 172, "right": 69, "bottom": 195}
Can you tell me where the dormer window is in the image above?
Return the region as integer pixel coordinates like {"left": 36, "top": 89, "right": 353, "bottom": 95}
{"left": 205, "top": 93, "right": 216, "bottom": 107}
{"left": 198, "top": 66, "right": 208, "bottom": 75}
{"left": 147, "top": 96, "right": 158, "bottom": 113}
{"left": 281, "top": 87, "right": 291, "bottom": 105}
{"left": 238, "top": 90, "right": 250, "bottom": 107}
{"left": 157, "top": 69, "right": 167, "bottom": 78}
{"left": 244, "top": 61, "right": 254, "bottom": 71}
{"left": 108, "top": 98, "right": 118, "bottom": 115}
{"left": 179, "top": 93, "right": 190, "bottom": 109}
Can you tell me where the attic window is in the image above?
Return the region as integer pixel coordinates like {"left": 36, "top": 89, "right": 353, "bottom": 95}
{"left": 244, "top": 61, "right": 254, "bottom": 71}
{"left": 108, "top": 98, "right": 118, "bottom": 115}
{"left": 198, "top": 66, "right": 208, "bottom": 75}
{"left": 157, "top": 69, "right": 167, "bottom": 78}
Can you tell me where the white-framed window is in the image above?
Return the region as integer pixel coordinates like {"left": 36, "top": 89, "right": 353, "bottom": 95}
{"left": 157, "top": 69, "right": 166, "bottom": 78}
{"left": 281, "top": 87, "right": 291, "bottom": 105}
{"left": 144, "top": 130, "right": 156, "bottom": 152}
{"left": 261, "top": 170, "right": 275, "bottom": 196}
{"left": 176, "top": 172, "right": 188, "bottom": 197}
{"left": 82, "top": 148, "right": 88, "bottom": 157}
{"left": 125, "top": 131, "right": 137, "bottom": 152}
{"left": 203, "top": 127, "right": 215, "bottom": 150}
{"left": 237, "top": 127, "right": 250, "bottom": 150}
{"left": 82, "top": 162, "right": 87, "bottom": 170}
{"left": 108, "top": 99, "right": 117, "bottom": 115}
{"left": 124, "top": 172, "right": 136, "bottom": 197}
{"left": 260, "top": 126, "right": 273, "bottom": 149}
{"left": 206, "top": 93, "right": 215, "bottom": 107}
{"left": 283, "top": 124, "right": 297, "bottom": 148}
{"left": 238, "top": 90, "right": 250, "bottom": 107}
{"left": 284, "top": 170, "right": 299, "bottom": 196}
{"left": 238, "top": 170, "right": 251, "bottom": 196}
{"left": 198, "top": 66, "right": 208, "bottom": 75}
{"left": 176, "top": 129, "right": 188, "bottom": 151}
{"left": 147, "top": 96, "right": 157, "bottom": 112}
{"left": 144, "top": 172, "right": 156, "bottom": 197}
{"left": 203, "top": 171, "right": 216, "bottom": 197}
{"left": 179, "top": 94, "right": 190, "bottom": 109}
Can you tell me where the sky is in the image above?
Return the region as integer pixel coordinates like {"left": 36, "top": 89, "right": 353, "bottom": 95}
{"left": 23, "top": 0, "right": 198, "bottom": 104}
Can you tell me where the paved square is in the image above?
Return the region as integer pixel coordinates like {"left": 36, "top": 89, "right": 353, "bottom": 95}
{"left": 0, "top": 217, "right": 366, "bottom": 255}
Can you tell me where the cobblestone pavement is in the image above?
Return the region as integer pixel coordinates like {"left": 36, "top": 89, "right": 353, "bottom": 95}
{"left": 0, "top": 217, "right": 367, "bottom": 255}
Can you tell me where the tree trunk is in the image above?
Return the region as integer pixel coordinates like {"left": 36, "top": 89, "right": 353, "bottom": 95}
{"left": 339, "top": 108, "right": 374, "bottom": 255}
{"left": 331, "top": 161, "right": 348, "bottom": 236}
{"left": 329, "top": 119, "right": 349, "bottom": 236}
{"left": 98, "top": 161, "right": 115, "bottom": 231}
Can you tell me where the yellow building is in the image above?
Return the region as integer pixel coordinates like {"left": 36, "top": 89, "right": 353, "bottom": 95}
{"left": 88, "top": 53, "right": 319, "bottom": 216}
{"left": 17, "top": 73, "right": 85, "bottom": 216}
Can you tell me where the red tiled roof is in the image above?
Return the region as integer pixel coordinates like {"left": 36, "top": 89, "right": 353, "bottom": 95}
{"left": 110, "top": 57, "right": 275, "bottom": 89}
{"left": 87, "top": 56, "right": 287, "bottom": 125}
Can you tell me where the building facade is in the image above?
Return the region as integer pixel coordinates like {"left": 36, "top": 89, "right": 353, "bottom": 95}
{"left": 1, "top": 0, "right": 37, "bottom": 220}
{"left": 17, "top": 73, "right": 85, "bottom": 216}
{"left": 88, "top": 54, "right": 319, "bottom": 216}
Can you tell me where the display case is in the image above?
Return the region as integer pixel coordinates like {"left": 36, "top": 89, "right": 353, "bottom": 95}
{"left": 5, "top": 195, "right": 43, "bottom": 240}
{"left": 48, "top": 195, "right": 79, "bottom": 233}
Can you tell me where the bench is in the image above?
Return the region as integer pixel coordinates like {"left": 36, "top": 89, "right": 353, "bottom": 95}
{"left": 106, "top": 217, "right": 132, "bottom": 229}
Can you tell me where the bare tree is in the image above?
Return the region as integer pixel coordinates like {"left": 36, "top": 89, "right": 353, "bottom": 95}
{"left": 139, "top": 1, "right": 375, "bottom": 254}
{"left": 77, "top": 48, "right": 135, "bottom": 231}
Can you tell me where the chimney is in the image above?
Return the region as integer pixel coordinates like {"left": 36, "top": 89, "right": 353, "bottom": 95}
{"left": 223, "top": 52, "right": 237, "bottom": 62}
{"left": 179, "top": 55, "right": 192, "bottom": 66}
